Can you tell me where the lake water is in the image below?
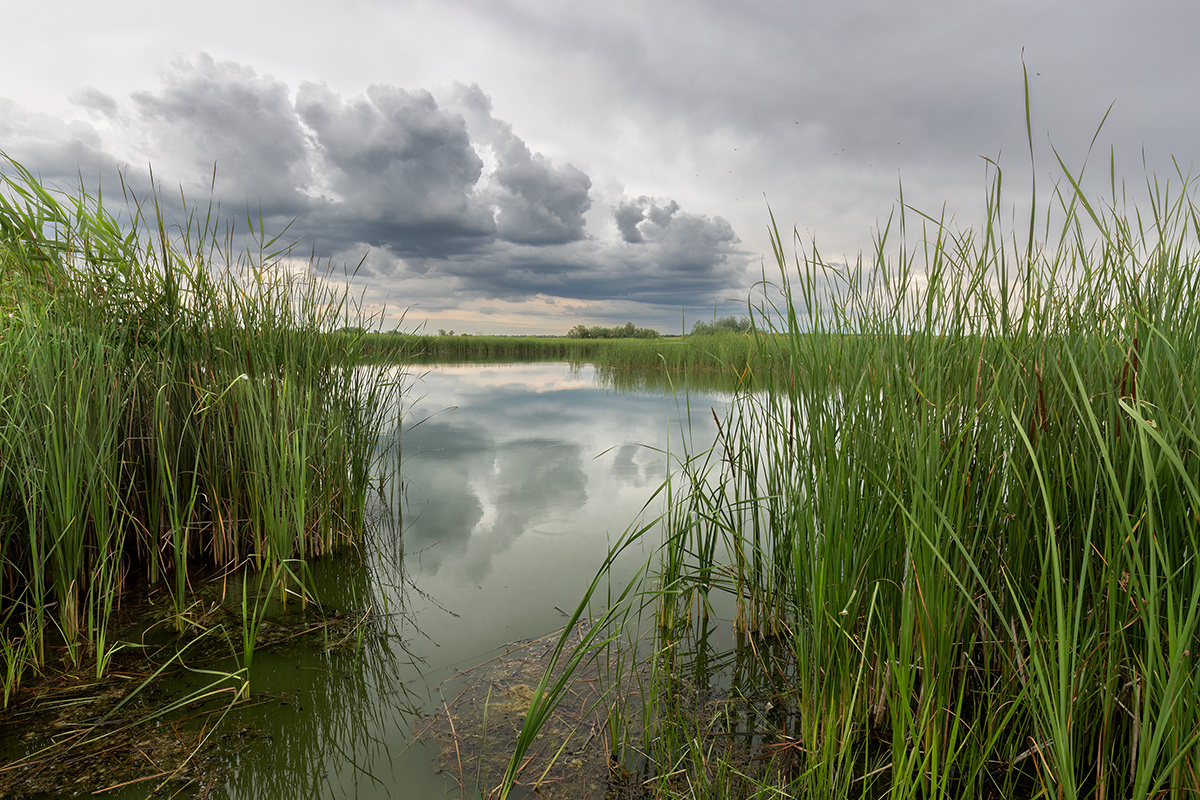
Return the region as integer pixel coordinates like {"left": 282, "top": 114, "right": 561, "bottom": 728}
{"left": 208, "top": 362, "right": 730, "bottom": 798}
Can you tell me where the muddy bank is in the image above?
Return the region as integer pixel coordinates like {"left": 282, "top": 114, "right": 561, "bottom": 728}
{"left": 0, "top": 587, "right": 373, "bottom": 799}
{"left": 424, "top": 621, "right": 643, "bottom": 800}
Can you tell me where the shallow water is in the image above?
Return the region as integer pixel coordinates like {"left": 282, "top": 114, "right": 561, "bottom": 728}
{"left": 39, "top": 362, "right": 729, "bottom": 799}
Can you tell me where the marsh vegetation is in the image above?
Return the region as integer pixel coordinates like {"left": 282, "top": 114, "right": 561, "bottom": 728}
{"left": 6, "top": 98, "right": 1200, "bottom": 800}
{"left": 498, "top": 144, "right": 1200, "bottom": 797}
{"left": 0, "top": 154, "right": 398, "bottom": 750}
{"left": 358, "top": 327, "right": 760, "bottom": 376}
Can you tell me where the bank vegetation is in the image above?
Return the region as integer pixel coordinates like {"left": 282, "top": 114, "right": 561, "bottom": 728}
{"left": 0, "top": 156, "right": 397, "bottom": 704}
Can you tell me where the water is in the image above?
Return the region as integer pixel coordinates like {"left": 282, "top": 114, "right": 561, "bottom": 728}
{"left": 45, "top": 362, "right": 729, "bottom": 799}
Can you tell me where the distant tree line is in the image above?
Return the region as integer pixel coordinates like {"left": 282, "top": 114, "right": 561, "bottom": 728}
{"left": 567, "top": 321, "right": 660, "bottom": 339}
{"left": 689, "top": 316, "right": 752, "bottom": 336}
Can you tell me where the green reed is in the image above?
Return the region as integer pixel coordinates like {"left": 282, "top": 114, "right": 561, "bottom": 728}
{"left": 0, "top": 155, "right": 399, "bottom": 700}
{"left": 502, "top": 118, "right": 1200, "bottom": 797}
{"left": 362, "top": 331, "right": 763, "bottom": 377}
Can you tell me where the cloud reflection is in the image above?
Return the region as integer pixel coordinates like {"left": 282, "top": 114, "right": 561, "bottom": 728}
{"left": 399, "top": 364, "right": 700, "bottom": 588}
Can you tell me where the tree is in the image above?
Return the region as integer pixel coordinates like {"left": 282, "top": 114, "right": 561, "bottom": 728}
{"left": 690, "top": 316, "right": 751, "bottom": 336}
{"left": 566, "top": 322, "right": 659, "bottom": 339}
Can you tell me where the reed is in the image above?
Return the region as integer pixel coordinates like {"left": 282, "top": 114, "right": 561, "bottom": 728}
{"left": 0, "top": 155, "right": 399, "bottom": 700}
{"left": 360, "top": 331, "right": 763, "bottom": 377}
{"left": 502, "top": 109, "right": 1200, "bottom": 797}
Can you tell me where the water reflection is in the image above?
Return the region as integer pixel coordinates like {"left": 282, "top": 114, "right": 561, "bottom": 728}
{"left": 147, "top": 363, "right": 728, "bottom": 799}
{"left": 398, "top": 364, "right": 704, "bottom": 607}
{"left": 611, "top": 442, "right": 658, "bottom": 487}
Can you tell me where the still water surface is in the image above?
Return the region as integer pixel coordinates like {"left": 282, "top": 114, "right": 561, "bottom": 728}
{"left": 212, "top": 362, "right": 728, "bottom": 798}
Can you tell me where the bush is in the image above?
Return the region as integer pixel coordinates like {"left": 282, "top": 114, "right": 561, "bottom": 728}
{"left": 566, "top": 321, "right": 659, "bottom": 339}
{"left": 689, "top": 316, "right": 750, "bottom": 336}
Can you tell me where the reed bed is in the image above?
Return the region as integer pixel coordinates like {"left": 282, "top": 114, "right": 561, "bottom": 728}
{"left": 501, "top": 144, "right": 1200, "bottom": 797}
{"left": 0, "top": 156, "right": 398, "bottom": 702}
{"left": 361, "top": 331, "right": 762, "bottom": 376}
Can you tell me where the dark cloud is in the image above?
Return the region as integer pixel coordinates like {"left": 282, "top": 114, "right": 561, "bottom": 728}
{"left": 491, "top": 139, "right": 591, "bottom": 245}
{"left": 131, "top": 55, "right": 312, "bottom": 216}
{"left": 645, "top": 200, "right": 679, "bottom": 228}
{"left": 6, "top": 1, "right": 1200, "bottom": 338}
{"left": 613, "top": 196, "right": 742, "bottom": 285}
{"left": 396, "top": 194, "right": 748, "bottom": 307}
{"left": 303, "top": 81, "right": 748, "bottom": 307}
{"left": 614, "top": 200, "right": 645, "bottom": 243}
{"left": 3, "top": 57, "right": 752, "bottom": 329}
{"left": 69, "top": 87, "right": 119, "bottom": 119}
{"left": 454, "top": 82, "right": 592, "bottom": 245}
{"left": 296, "top": 82, "right": 497, "bottom": 256}
{"left": 436, "top": 0, "right": 1200, "bottom": 268}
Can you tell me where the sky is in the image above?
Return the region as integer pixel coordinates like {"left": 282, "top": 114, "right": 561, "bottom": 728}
{"left": 2, "top": 0, "right": 1197, "bottom": 335}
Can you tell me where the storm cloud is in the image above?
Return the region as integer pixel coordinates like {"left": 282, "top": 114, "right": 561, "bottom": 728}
{"left": 491, "top": 141, "right": 591, "bottom": 246}
{"left": 132, "top": 55, "right": 312, "bottom": 217}
{"left": 456, "top": 84, "right": 593, "bottom": 246}
{"left": 2, "top": 55, "right": 753, "bottom": 330}
{"left": 4, "top": 1, "right": 1199, "bottom": 333}
{"left": 295, "top": 82, "right": 497, "bottom": 256}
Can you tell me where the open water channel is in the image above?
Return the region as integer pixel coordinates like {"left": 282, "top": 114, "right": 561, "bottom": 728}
{"left": 5, "top": 362, "right": 729, "bottom": 799}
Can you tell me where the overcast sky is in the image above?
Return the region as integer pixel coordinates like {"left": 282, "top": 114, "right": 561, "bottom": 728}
{"left": 2, "top": 1, "right": 1196, "bottom": 334}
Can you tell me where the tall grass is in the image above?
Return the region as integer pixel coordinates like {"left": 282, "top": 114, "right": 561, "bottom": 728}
{"left": 0, "top": 156, "right": 398, "bottom": 701}
{"left": 502, "top": 131, "right": 1200, "bottom": 796}
{"left": 361, "top": 331, "right": 762, "bottom": 376}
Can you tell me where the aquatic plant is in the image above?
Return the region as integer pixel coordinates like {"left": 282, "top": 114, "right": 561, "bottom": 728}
{"left": 359, "top": 330, "right": 762, "bottom": 377}
{"left": 501, "top": 95, "right": 1200, "bottom": 798}
{"left": 0, "top": 155, "right": 399, "bottom": 699}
